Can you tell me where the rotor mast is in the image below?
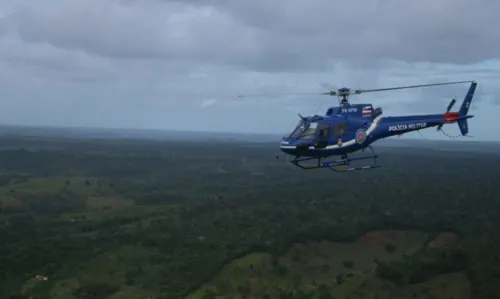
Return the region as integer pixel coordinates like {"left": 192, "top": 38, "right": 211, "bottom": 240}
{"left": 322, "top": 86, "right": 353, "bottom": 106}
{"left": 338, "top": 88, "right": 351, "bottom": 106}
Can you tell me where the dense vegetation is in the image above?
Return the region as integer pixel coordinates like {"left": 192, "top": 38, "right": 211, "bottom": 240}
{"left": 0, "top": 135, "right": 499, "bottom": 298}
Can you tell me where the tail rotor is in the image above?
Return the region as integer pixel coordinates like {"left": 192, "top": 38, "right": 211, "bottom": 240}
{"left": 437, "top": 81, "right": 477, "bottom": 138}
{"left": 436, "top": 98, "right": 456, "bottom": 132}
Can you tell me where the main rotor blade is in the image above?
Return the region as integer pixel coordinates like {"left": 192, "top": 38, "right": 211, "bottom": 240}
{"left": 320, "top": 83, "right": 337, "bottom": 90}
{"left": 353, "top": 80, "right": 474, "bottom": 94}
{"left": 319, "top": 83, "right": 337, "bottom": 96}
{"left": 236, "top": 92, "right": 319, "bottom": 99}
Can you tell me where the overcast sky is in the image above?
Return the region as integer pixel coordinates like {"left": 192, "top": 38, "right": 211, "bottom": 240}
{"left": 0, "top": 0, "right": 499, "bottom": 141}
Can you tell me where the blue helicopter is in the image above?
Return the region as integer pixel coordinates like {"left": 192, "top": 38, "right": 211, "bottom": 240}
{"left": 276, "top": 80, "right": 476, "bottom": 172}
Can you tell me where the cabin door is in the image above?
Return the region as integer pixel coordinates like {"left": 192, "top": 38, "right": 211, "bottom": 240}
{"left": 333, "top": 121, "right": 348, "bottom": 147}
{"left": 315, "top": 123, "right": 330, "bottom": 149}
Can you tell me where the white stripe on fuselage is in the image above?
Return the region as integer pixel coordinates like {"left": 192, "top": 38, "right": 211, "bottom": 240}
{"left": 280, "top": 115, "right": 383, "bottom": 150}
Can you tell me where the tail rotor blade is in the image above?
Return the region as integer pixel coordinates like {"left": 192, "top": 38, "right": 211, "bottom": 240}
{"left": 437, "top": 98, "right": 458, "bottom": 131}
{"left": 446, "top": 98, "right": 456, "bottom": 112}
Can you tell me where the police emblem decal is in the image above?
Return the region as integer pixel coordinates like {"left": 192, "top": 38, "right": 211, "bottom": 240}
{"left": 356, "top": 129, "right": 366, "bottom": 144}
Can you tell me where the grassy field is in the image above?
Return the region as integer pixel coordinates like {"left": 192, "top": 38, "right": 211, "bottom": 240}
{"left": 86, "top": 196, "right": 134, "bottom": 209}
{"left": 20, "top": 244, "right": 159, "bottom": 299}
{"left": 186, "top": 230, "right": 468, "bottom": 299}
{"left": 14, "top": 213, "right": 471, "bottom": 299}
{"left": 0, "top": 176, "right": 112, "bottom": 202}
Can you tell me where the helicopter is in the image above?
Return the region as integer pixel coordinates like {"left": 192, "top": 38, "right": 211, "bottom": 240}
{"left": 272, "top": 80, "right": 477, "bottom": 172}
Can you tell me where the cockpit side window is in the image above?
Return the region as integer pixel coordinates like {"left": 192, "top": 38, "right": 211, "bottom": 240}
{"left": 333, "top": 122, "right": 348, "bottom": 136}
{"left": 298, "top": 122, "right": 318, "bottom": 139}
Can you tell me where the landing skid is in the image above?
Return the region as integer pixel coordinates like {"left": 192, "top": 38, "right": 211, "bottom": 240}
{"left": 291, "top": 146, "right": 380, "bottom": 172}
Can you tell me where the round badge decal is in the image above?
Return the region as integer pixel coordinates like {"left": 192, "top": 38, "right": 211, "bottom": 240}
{"left": 356, "top": 129, "right": 366, "bottom": 144}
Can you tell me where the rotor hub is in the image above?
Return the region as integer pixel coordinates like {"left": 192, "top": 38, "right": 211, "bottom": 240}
{"left": 338, "top": 88, "right": 351, "bottom": 105}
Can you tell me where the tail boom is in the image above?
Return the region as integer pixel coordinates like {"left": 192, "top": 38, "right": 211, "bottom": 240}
{"left": 443, "top": 112, "right": 474, "bottom": 123}
{"left": 376, "top": 80, "right": 476, "bottom": 139}
{"left": 443, "top": 112, "right": 459, "bottom": 122}
{"left": 376, "top": 114, "right": 446, "bottom": 139}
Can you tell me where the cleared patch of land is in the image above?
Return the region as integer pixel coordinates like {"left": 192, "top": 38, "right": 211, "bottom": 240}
{"left": 405, "top": 272, "right": 470, "bottom": 299}
{"left": 427, "top": 232, "right": 459, "bottom": 248}
{"left": 22, "top": 245, "right": 157, "bottom": 299}
{"left": 86, "top": 196, "right": 134, "bottom": 209}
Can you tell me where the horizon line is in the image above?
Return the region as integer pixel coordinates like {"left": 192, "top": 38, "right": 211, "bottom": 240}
{"left": 0, "top": 122, "right": 496, "bottom": 143}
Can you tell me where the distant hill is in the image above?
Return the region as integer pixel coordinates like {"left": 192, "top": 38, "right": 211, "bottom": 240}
{"left": 0, "top": 124, "right": 498, "bottom": 153}
{"left": 0, "top": 124, "right": 279, "bottom": 143}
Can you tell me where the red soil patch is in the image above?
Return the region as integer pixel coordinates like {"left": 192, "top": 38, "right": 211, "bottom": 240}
{"left": 0, "top": 199, "right": 22, "bottom": 208}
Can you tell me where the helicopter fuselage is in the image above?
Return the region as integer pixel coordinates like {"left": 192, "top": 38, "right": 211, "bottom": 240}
{"left": 279, "top": 113, "right": 448, "bottom": 158}
{"left": 279, "top": 81, "right": 476, "bottom": 159}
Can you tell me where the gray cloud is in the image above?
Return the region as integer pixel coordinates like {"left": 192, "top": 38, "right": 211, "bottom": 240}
{"left": 171, "top": 0, "right": 500, "bottom": 68}
{"left": 2, "top": 0, "right": 500, "bottom": 72}
{"left": 0, "top": 42, "right": 117, "bottom": 83}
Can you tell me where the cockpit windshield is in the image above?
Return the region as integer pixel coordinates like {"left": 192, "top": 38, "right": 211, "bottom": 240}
{"left": 288, "top": 120, "right": 318, "bottom": 139}
{"left": 289, "top": 119, "right": 305, "bottom": 137}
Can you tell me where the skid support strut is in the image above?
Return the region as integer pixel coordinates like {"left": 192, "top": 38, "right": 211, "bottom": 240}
{"left": 290, "top": 146, "right": 380, "bottom": 172}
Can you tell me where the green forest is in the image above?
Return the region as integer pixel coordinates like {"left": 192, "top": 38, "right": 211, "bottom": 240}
{"left": 1, "top": 135, "right": 499, "bottom": 299}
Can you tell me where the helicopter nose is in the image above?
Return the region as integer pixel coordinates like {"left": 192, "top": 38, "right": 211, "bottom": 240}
{"left": 280, "top": 147, "right": 298, "bottom": 156}
{"left": 280, "top": 139, "right": 312, "bottom": 156}
{"left": 279, "top": 139, "right": 296, "bottom": 155}
{"left": 295, "top": 143, "right": 310, "bottom": 151}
